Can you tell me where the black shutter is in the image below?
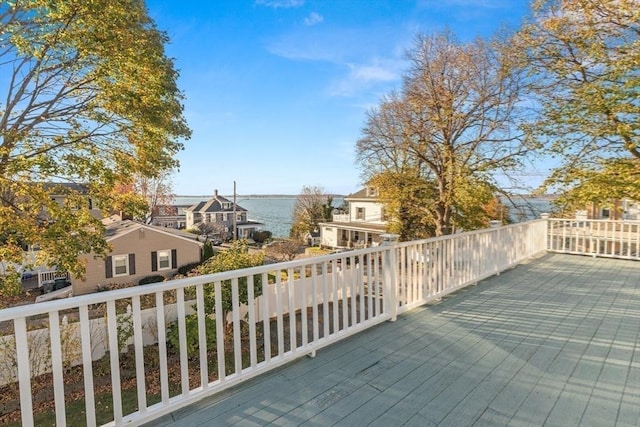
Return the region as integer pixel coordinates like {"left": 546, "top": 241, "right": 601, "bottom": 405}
{"left": 171, "top": 249, "right": 177, "bottom": 269}
{"left": 129, "top": 254, "right": 136, "bottom": 275}
{"left": 151, "top": 251, "right": 158, "bottom": 272}
{"left": 105, "top": 256, "right": 113, "bottom": 279}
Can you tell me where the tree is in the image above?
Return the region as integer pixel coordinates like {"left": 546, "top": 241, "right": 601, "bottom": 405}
{"left": 356, "top": 31, "right": 531, "bottom": 237}
{"left": 198, "top": 240, "right": 265, "bottom": 325}
{"left": 131, "top": 171, "right": 176, "bottom": 224}
{"left": 518, "top": 0, "right": 640, "bottom": 200}
{"left": 265, "top": 239, "right": 303, "bottom": 262}
{"left": 290, "top": 185, "right": 334, "bottom": 240}
{"left": 0, "top": 0, "right": 190, "bottom": 294}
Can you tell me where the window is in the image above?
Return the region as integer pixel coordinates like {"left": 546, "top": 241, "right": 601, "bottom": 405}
{"left": 113, "top": 255, "right": 128, "bottom": 276}
{"left": 152, "top": 249, "right": 177, "bottom": 272}
{"left": 106, "top": 254, "right": 135, "bottom": 278}
{"left": 356, "top": 207, "right": 365, "bottom": 220}
{"left": 158, "top": 250, "right": 171, "bottom": 270}
{"left": 367, "top": 187, "right": 378, "bottom": 197}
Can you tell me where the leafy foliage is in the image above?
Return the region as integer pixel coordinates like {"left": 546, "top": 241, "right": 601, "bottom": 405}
{"left": 167, "top": 313, "right": 216, "bottom": 358}
{"left": 357, "top": 31, "right": 530, "bottom": 236}
{"left": 0, "top": 0, "right": 190, "bottom": 295}
{"left": 138, "top": 275, "right": 165, "bottom": 286}
{"left": 290, "top": 186, "right": 334, "bottom": 240}
{"left": 202, "top": 240, "right": 215, "bottom": 262}
{"left": 197, "top": 240, "right": 265, "bottom": 324}
{"left": 519, "top": 0, "right": 640, "bottom": 199}
{"left": 252, "top": 230, "right": 272, "bottom": 244}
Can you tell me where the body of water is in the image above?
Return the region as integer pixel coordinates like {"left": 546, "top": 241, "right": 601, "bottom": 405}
{"left": 175, "top": 195, "right": 553, "bottom": 239}
{"left": 175, "top": 196, "right": 343, "bottom": 238}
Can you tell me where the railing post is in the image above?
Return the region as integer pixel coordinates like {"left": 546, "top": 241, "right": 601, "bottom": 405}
{"left": 540, "top": 213, "right": 550, "bottom": 252}
{"left": 381, "top": 233, "right": 399, "bottom": 322}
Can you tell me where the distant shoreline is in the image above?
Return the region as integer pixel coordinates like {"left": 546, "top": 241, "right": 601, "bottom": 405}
{"left": 176, "top": 194, "right": 346, "bottom": 199}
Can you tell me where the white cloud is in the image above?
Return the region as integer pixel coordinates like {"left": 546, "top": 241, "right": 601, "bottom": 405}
{"left": 329, "top": 60, "right": 402, "bottom": 97}
{"left": 304, "top": 12, "right": 324, "bottom": 26}
{"left": 255, "top": 0, "right": 304, "bottom": 8}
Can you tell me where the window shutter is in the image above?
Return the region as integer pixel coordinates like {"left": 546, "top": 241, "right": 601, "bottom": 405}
{"left": 105, "top": 256, "right": 113, "bottom": 279}
{"left": 171, "top": 249, "right": 177, "bottom": 269}
{"left": 151, "top": 251, "right": 157, "bottom": 272}
{"left": 129, "top": 254, "right": 136, "bottom": 275}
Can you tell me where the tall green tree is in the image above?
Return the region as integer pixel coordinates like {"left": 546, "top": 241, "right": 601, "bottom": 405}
{"left": 0, "top": 0, "right": 190, "bottom": 294}
{"left": 357, "top": 31, "right": 531, "bottom": 236}
{"left": 519, "top": 0, "right": 640, "bottom": 201}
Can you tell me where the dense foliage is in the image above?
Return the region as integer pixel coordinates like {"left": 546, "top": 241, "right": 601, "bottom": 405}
{"left": 357, "top": 31, "right": 529, "bottom": 237}
{"left": 0, "top": 0, "right": 190, "bottom": 294}
{"left": 519, "top": 0, "right": 640, "bottom": 208}
{"left": 197, "top": 240, "right": 265, "bottom": 323}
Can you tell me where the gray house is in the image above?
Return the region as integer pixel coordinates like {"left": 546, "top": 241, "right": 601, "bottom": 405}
{"left": 185, "top": 190, "right": 263, "bottom": 240}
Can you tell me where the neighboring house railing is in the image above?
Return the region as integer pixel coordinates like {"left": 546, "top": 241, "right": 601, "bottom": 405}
{"left": 332, "top": 213, "right": 350, "bottom": 222}
{"left": 547, "top": 218, "right": 640, "bottom": 260}
{"left": 0, "top": 219, "right": 556, "bottom": 426}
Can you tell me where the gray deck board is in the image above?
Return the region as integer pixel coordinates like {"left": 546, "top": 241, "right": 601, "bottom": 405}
{"left": 148, "top": 253, "right": 640, "bottom": 427}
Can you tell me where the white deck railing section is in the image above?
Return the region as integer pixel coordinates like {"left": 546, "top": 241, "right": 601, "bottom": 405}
{"left": 547, "top": 218, "right": 640, "bottom": 260}
{"left": 0, "top": 219, "right": 552, "bottom": 426}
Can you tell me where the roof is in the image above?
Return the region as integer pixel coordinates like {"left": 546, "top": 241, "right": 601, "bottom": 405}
{"left": 345, "top": 187, "right": 379, "bottom": 201}
{"left": 187, "top": 195, "right": 247, "bottom": 213}
{"left": 104, "top": 220, "right": 202, "bottom": 246}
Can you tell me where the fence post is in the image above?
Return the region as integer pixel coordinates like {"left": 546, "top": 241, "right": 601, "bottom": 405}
{"left": 540, "top": 213, "right": 550, "bottom": 252}
{"left": 381, "top": 233, "right": 400, "bottom": 322}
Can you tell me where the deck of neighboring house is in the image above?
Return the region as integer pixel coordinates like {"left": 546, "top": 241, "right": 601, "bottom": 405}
{"left": 151, "top": 253, "right": 640, "bottom": 427}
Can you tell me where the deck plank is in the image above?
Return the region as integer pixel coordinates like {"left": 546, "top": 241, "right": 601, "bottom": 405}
{"left": 147, "top": 253, "right": 640, "bottom": 427}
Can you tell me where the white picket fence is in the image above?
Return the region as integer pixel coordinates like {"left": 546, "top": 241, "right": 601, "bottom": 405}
{"left": 0, "top": 219, "right": 551, "bottom": 426}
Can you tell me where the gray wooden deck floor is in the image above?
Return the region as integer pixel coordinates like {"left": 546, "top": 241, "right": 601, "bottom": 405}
{"left": 150, "top": 253, "right": 640, "bottom": 427}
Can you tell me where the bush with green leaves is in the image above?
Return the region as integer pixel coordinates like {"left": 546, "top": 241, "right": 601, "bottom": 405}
{"left": 177, "top": 262, "right": 201, "bottom": 276}
{"left": 138, "top": 275, "right": 165, "bottom": 286}
{"left": 166, "top": 313, "right": 216, "bottom": 357}
{"left": 252, "top": 230, "right": 272, "bottom": 244}
{"left": 198, "top": 240, "right": 265, "bottom": 324}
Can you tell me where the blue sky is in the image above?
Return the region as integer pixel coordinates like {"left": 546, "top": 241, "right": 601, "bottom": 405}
{"left": 146, "top": 0, "right": 533, "bottom": 196}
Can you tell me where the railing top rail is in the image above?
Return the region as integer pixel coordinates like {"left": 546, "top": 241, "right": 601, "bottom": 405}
{"left": 548, "top": 218, "right": 640, "bottom": 223}
{"left": 0, "top": 244, "right": 390, "bottom": 321}
{"left": 394, "top": 218, "right": 546, "bottom": 249}
{"left": 0, "top": 218, "right": 548, "bottom": 321}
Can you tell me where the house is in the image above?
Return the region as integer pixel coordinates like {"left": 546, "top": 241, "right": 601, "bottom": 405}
{"left": 45, "top": 182, "right": 102, "bottom": 219}
{"left": 185, "top": 190, "right": 264, "bottom": 240}
{"left": 72, "top": 220, "right": 202, "bottom": 295}
{"left": 151, "top": 204, "right": 191, "bottom": 229}
{"left": 575, "top": 199, "right": 640, "bottom": 220}
{"left": 319, "top": 186, "right": 388, "bottom": 249}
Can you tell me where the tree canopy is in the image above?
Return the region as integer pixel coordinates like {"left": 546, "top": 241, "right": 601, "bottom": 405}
{"left": 0, "top": 0, "right": 190, "bottom": 294}
{"left": 290, "top": 185, "right": 333, "bottom": 240}
{"left": 519, "top": 0, "right": 640, "bottom": 203}
{"left": 357, "top": 31, "right": 529, "bottom": 237}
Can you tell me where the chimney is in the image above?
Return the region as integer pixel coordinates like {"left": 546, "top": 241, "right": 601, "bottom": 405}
{"left": 214, "top": 189, "right": 218, "bottom": 197}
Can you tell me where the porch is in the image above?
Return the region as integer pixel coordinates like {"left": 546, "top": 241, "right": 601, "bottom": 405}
{"left": 153, "top": 252, "right": 640, "bottom": 426}
{"left": 0, "top": 219, "right": 639, "bottom": 426}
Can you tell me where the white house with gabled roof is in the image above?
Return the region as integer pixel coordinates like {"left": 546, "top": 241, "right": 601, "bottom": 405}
{"left": 319, "top": 186, "right": 388, "bottom": 249}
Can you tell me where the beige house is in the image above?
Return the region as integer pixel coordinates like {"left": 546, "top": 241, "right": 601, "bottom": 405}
{"left": 72, "top": 220, "right": 202, "bottom": 295}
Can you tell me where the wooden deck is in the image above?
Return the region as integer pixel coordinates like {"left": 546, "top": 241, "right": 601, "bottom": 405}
{"left": 149, "top": 253, "right": 640, "bottom": 426}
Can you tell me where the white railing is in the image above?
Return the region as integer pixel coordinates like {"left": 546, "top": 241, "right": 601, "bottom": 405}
{"left": 547, "top": 218, "right": 640, "bottom": 260}
{"left": 0, "top": 220, "right": 548, "bottom": 426}
{"left": 332, "top": 213, "right": 350, "bottom": 222}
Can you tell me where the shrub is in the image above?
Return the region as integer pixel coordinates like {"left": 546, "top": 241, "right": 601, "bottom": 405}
{"left": 138, "top": 275, "right": 165, "bottom": 286}
{"left": 252, "top": 230, "right": 272, "bottom": 244}
{"left": 202, "top": 240, "right": 215, "bottom": 261}
{"left": 177, "top": 262, "right": 201, "bottom": 276}
{"left": 166, "top": 313, "right": 217, "bottom": 357}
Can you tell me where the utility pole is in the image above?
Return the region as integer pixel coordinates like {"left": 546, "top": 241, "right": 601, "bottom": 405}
{"left": 233, "top": 180, "right": 237, "bottom": 240}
